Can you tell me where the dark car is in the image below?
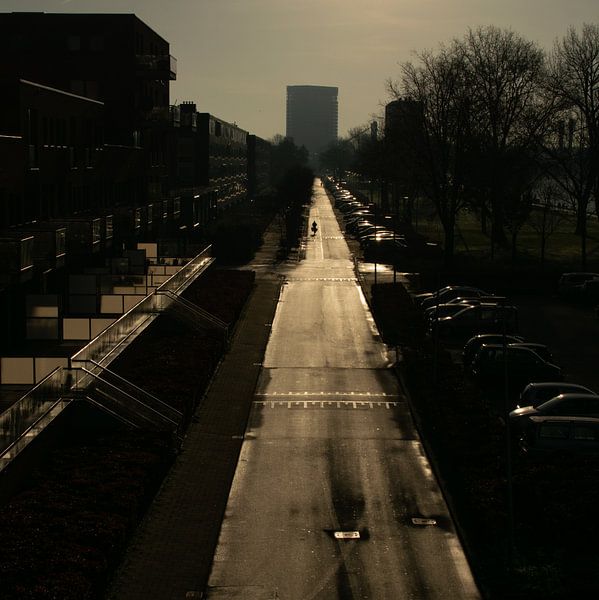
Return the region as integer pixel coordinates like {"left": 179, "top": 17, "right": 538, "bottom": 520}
{"left": 346, "top": 215, "right": 375, "bottom": 233}
{"left": 343, "top": 209, "right": 373, "bottom": 223}
{"left": 470, "top": 343, "right": 561, "bottom": 392}
{"left": 338, "top": 201, "right": 363, "bottom": 213}
{"left": 557, "top": 272, "right": 599, "bottom": 298}
{"left": 430, "top": 304, "right": 518, "bottom": 343}
{"left": 419, "top": 286, "right": 490, "bottom": 311}
{"left": 518, "top": 381, "right": 596, "bottom": 409}
{"left": 427, "top": 296, "right": 508, "bottom": 326}
{"left": 424, "top": 299, "right": 485, "bottom": 324}
{"left": 462, "top": 333, "right": 525, "bottom": 370}
{"left": 363, "top": 238, "right": 408, "bottom": 263}
{"left": 519, "top": 415, "right": 599, "bottom": 454}
{"left": 508, "top": 343, "right": 554, "bottom": 365}
{"left": 510, "top": 393, "right": 599, "bottom": 433}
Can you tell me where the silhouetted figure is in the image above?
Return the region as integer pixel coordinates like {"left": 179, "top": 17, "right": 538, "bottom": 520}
{"left": 311, "top": 221, "right": 318, "bottom": 236}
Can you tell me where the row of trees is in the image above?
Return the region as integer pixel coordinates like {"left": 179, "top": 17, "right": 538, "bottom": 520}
{"left": 322, "top": 24, "right": 599, "bottom": 266}
{"left": 269, "top": 135, "right": 315, "bottom": 253}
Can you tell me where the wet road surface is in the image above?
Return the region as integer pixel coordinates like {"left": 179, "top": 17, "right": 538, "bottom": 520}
{"left": 205, "top": 182, "right": 480, "bottom": 599}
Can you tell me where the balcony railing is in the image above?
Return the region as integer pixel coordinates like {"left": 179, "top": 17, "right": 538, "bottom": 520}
{"left": 135, "top": 54, "right": 177, "bottom": 80}
{"left": 0, "top": 245, "right": 214, "bottom": 473}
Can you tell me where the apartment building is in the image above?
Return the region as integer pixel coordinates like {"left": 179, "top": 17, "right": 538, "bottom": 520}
{"left": 286, "top": 85, "right": 338, "bottom": 162}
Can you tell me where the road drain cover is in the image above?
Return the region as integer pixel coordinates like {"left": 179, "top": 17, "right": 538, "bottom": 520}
{"left": 412, "top": 518, "right": 437, "bottom": 526}
{"left": 334, "top": 531, "right": 361, "bottom": 539}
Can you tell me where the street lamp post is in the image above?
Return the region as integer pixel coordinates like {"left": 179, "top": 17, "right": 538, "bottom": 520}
{"left": 373, "top": 201, "right": 378, "bottom": 285}
{"left": 500, "top": 297, "right": 515, "bottom": 568}
{"left": 384, "top": 214, "right": 396, "bottom": 284}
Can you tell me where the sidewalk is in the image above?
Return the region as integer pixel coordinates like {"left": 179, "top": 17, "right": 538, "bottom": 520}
{"left": 107, "top": 228, "right": 283, "bottom": 600}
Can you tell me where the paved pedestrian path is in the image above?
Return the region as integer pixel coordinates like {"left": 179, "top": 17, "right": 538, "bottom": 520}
{"left": 107, "top": 226, "right": 283, "bottom": 600}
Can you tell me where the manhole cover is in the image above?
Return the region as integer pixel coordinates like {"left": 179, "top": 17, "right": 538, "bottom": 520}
{"left": 334, "top": 531, "right": 361, "bottom": 539}
{"left": 412, "top": 518, "right": 437, "bottom": 526}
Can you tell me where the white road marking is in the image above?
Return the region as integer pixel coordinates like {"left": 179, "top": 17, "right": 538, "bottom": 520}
{"left": 255, "top": 391, "right": 400, "bottom": 397}
{"left": 255, "top": 400, "right": 400, "bottom": 409}
{"left": 334, "top": 531, "right": 360, "bottom": 539}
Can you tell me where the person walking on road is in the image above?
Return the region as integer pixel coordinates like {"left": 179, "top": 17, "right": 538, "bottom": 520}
{"left": 311, "top": 220, "right": 318, "bottom": 236}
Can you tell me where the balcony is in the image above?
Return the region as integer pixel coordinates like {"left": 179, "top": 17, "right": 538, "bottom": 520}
{"left": 143, "top": 106, "right": 170, "bottom": 124}
{"left": 51, "top": 217, "right": 103, "bottom": 256}
{"left": 17, "top": 223, "right": 67, "bottom": 270}
{"left": 135, "top": 54, "right": 177, "bottom": 80}
{"left": 0, "top": 233, "right": 34, "bottom": 283}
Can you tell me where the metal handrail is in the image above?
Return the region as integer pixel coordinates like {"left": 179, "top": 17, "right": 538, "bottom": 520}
{"left": 156, "top": 289, "right": 228, "bottom": 331}
{"left": 1, "top": 246, "right": 214, "bottom": 471}
{"left": 0, "top": 367, "right": 69, "bottom": 465}
{"left": 72, "top": 246, "right": 213, "bottom": 366}
{"left": 80, "top": 367, "right": 180, "bottom": 429}
{"left": 86, "top": 359, "right": 181, "bottom": 421}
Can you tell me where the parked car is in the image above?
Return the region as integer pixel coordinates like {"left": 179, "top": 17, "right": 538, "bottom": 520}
{"left": 511, "top": 393, "right": 599, "bottom": 418}
{"left": 557, "top": 272, "right": 599, "bottom": 298}
{"left": 418, "top": 286, "right": 491, "bottom": 311}
{"left": 581, "top": 279, "right": 599, "bottom": 303}
{"left": 462, "top": 333, "right": 525, "bottom": 369}
{"left": 470, "top": 344, "right": 562, "bottom": 392}
{"left": 338, "top": 201, "right": 363, "bottom": 213}
{"left": 517, "top": 381, "right": 597, "bottom": 409}
{"left": 343, "top": 209, "right": 373, "bottom": 223}
{"left": 360, "top": 231, "right": 396, "bottom": 245}
{"left": 519, "top": 415, "right": 599, "bottom": 454}
{"left": 363, "top": 238, "right": 408, "bottom": 263}
{"left": 346, "top": 216, "right": 375, "bottom": 233}
{"left": 426, "top": 296, "right": 508, "bottom": 325}
{"left": 430, "top": 304, "right": 518, "bottom": 342}
{"left": 508, "top": 343, "right": 554, "bottom": 365}
{"left": 424, "top": 299, "right": 485, "bottom": 324}
{"left": 511, "top": 393, "right": 599, "bottom": 438}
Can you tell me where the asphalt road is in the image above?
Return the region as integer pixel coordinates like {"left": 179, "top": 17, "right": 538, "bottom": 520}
{"left": 205, "top": 183, "right": 480, "bottom": 599}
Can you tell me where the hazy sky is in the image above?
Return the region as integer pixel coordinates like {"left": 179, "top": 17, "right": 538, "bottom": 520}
{"left": 2, "top": 0, "right": 598, "bottom": 139}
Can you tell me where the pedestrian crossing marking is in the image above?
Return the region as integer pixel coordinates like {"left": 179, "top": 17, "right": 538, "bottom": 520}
{"left": 253, "top": 399, "right": 400, "bottom": 410}
{"left": 286, "top": 277, "right": 357, "bottom": 282}
{"left": 255, "top": 391, "right": 399, "bottom": 397}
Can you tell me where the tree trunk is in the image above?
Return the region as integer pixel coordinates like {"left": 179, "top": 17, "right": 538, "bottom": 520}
{"left": 540, "top": 204, "right": 548, "bottom": 266}
{"left": 444, "top": 217, "right": 455, "bottom": 268}
{"left": 581, "top": 219, "right": 588, "bottom": 270}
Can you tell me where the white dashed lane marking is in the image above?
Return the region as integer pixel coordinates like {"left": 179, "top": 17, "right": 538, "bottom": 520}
{"left": 254, "top": 399, "right": 401, "bottom": 410}
{"left": 286, "top": 277, "right": 357, "bottom": 282}
{"left": 254, "top": 391, "right": 399, "bottom": 397}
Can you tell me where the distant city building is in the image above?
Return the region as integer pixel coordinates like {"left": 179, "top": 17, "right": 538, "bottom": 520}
{"left": 286, "top": 85, "right": 338, "bottom": 161}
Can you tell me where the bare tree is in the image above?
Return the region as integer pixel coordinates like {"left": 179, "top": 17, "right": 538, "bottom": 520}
{"left": 528, "top": 179, "right": 567, "bottom": 265}
{"left": 318, "top": 139, "right": 355, "bottom": 180}
{"left": 388, "top": 43, "right": 472, "bottom": 263}
{"left": 542, "top": 23, "right": 599, "bottom": 268}
{"left": 458, "top": 26, "right": 546, "bottom": 252}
